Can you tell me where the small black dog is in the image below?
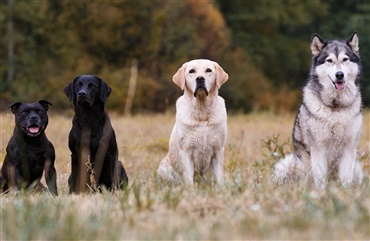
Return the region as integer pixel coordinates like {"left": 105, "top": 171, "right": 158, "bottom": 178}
{"left": 0, "top": 100, "right": 58, "bottom": 194}
{"left": 64, "top": 75, "right": 128, "bottom": 193}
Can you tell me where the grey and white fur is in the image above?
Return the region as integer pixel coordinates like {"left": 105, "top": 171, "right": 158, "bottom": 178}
{"left": 273, "top": 32, "right": 364, "bottom": 189}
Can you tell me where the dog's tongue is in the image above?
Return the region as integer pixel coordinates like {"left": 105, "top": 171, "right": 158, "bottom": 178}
{"left": 29, "top": 127, "right": 40, "bottom": 134}
{"left": 335, "top": 82, "right": 345, "bottom": 91}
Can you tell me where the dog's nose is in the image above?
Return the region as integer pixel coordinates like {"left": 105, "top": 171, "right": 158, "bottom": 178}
{"left": 196, "top": 76, "right": 205, "bottom": 84}
{"left": 30, "top": 115, "right": 38, "bottom": 121}
{"left": 78, "top": 91, "right": 87, "bottom": 97}
{"left": 335, "top": 71, "right": 344, "bottom": 80}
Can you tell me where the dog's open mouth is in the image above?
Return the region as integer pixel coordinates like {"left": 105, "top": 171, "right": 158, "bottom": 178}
{"left": 332, "top": 80, "right": 346, "bottom": 91}
{"left": 194, "top": 87, "right": 209, "bottom": 97}
{"left": 22, "top": 124, "right": 44, "bottom": 136}
{"left": 329, "top": 75, "right": 346, "bottom": 91}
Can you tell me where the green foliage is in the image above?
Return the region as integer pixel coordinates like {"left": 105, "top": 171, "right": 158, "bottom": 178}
{"left": 217, "top": 0, "right": 326, "bottom": 87}
{"left": 316, "top": 1, "right": 370, "bottom": 105}
{"left": 261, "top": 134, "right": 291, "bottom": 163}
{"left": 250, "top": 134, "right": 292, "bottom": 184}
{"left": 217, "top": 0, "right": 370, "bottom": 106}
{"left": 1, "top": 0, "right": 369, "bottom": 111}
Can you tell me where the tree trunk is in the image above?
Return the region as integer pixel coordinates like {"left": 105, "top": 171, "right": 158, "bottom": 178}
{"left": 124, "top": 59, "right": 139, "bottom": 116}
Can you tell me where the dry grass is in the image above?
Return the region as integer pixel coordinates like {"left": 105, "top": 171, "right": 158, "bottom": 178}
{"left": 1, "top": 111, "right": 369, "bottom": 240}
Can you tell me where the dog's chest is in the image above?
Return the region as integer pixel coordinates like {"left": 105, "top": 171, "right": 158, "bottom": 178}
{"left": 178, "top": 122, "right": 225, "bottom": 166}
{"left": 25, "top": 145, "right": 45, "bottom": 162}
{"left": 14, "top": 145, "right": 46, "bottom": 178}
{"left": 308, "top": 109, "right": 361, "bottom": 147}
{"left": 184, "top": 130, "right": 218, "bottom": 150}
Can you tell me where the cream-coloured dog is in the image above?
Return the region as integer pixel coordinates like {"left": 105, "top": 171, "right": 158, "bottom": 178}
{"left": 157, "top": 59, "right": 229, "bottom": 186}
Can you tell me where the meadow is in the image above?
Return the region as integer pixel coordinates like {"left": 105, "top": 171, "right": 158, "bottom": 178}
{"left": 1, "top": 111, "right": 369, "bottom": 240}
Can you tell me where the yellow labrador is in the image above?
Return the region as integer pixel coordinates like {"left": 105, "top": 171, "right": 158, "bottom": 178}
{"left": 157, "top": 59, "right": 229, "bottom": 186}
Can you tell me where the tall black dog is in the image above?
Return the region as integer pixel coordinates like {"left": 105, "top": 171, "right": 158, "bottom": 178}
{"left": 65, "top": 75, "right": 128, "bottom": 193}
{"left": 0, "top": 100, "right": 58, "bottom": 194}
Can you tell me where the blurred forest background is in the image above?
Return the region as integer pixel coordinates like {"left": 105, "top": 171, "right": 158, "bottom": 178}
{"left": 1, "top": 0, "right": 369, "bottom": 113}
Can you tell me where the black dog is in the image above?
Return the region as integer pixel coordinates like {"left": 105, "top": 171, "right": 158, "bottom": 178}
{"left": 0, "top": 100, "right": 58, "bottom": 194}
{"left": 64, "top": 75, "right": 128, "bottom": 193}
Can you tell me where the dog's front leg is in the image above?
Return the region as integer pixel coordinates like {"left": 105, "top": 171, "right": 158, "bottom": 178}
{"left": 338, "top": 148, "right": 357, "bottom": 187}
{"left": 310, "top": 147, "right": 328, "bottom": 189}
{"left": 212, "top": 148, "right": 225, "bottom": 186}
{"left": 182, "top": 155, "right": 194, "bottom": 185}
{"left": 44, "top": 159, "right": 58, "bottom": 195}
{"left": 69, "top": 153, "right": 78, "bottom": 193}
{"left": 6, "top": 164, "right": 18, "bottom": 192}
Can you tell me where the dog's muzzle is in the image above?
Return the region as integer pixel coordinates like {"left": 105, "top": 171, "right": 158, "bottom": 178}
{"left": 21, "top": 124, "right": 45, "bottom": 137}
{"left": 20, "top": 115, "right": 45, "bottom": 137}
{"left": 332, "top": 71, "right": 346, "bottom": 91}
{"left": 194, "top": 76, "right": 209, "bottom": 97}
{"left": 76, "top": 90, "right": 92, "bottom": 106}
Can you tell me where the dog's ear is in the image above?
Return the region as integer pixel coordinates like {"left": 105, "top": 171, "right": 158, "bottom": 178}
{"left": 97, "top": 76, "right": 112, "bottom": 102}
{"left": 310, "top": 34, "right": 326, "bottom": 56}
{"left": 64, "top": 76, "right": 79, "bottom": 102}
{"left": 173, "top": 63, "right": 186, "bottom": 90}
{"left": 38, "top": 100, "right": 52, "bottom": 111}
{"left": 347, "top": 31, "right": 359, "bottom": 53}
{"left": 8, "top": 102, "right": 23, "bottom": 114}
{"left": 214, "top": 62, "right": 228, "bottom": 89}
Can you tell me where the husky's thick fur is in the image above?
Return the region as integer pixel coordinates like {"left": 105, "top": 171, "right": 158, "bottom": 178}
{"left": 273, "top": 32, "right": 363, "bottom": 188}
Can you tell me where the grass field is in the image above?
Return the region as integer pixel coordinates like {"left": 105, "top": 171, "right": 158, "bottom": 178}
{"left": 1, "top": 111, "right": 369, "bottom": 240}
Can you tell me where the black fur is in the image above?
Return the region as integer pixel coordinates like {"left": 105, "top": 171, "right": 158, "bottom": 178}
{"left": 0, "top": 100, "right": 57, "bottom": 194}
{"left": 64, "top": 75, "right": 128, "bottom": 193}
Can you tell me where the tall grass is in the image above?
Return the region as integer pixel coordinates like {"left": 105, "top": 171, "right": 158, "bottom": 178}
{"left": 1, "top": 111, "right": 369, "bottom": 240}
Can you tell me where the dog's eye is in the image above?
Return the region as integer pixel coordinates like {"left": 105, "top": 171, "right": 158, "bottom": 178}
{"left": 343, "top": 58, "right": 348, "bottom": 62}
{"left": 88, "top": 83, "right": 93, "bottom": 89}
{"left": 189, "top": 69, "right": 195, "bottom": 74}
{"left": 206, "top": 68, "right": 212, "bottom": 73}
{"left": 21, "top": 110, "right": 28, "bottom": 115}
{"left": 75, "top": 82, "right": 82, "bottom": 88}
{"left": 326, "top": 59, "right": 333, "bottom": 63}
{"left": 38, "top": 109, "right": 44, "bottom": 114}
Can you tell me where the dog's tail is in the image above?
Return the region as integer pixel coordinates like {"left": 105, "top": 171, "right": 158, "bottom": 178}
{"left": 272, "top": 154, "right": 304, "bottom": 185}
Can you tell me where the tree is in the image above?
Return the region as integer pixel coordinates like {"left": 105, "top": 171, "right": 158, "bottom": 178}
{"left": 216, "top": 0, "right": 370, "bottom": 107}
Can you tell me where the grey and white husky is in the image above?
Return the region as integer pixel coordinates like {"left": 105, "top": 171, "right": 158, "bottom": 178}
{"left": 273, "top": 32, "right": 364, "bottom": 189}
